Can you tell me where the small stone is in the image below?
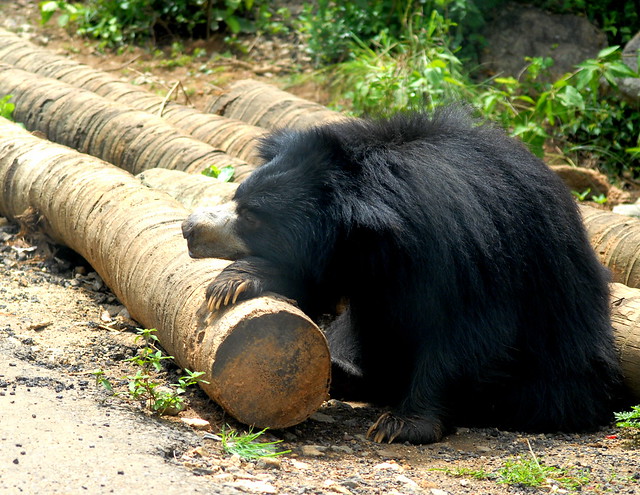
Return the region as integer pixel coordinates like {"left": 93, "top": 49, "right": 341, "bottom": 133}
{"left": 255, "top": 457, "right": 282, "bottom": 470}
{"left": 300, "top": 445, "right": 326, "bottom": 457}
{"left": 180, "top": 417, "right": 210, "bottom": 429}
{"left": 373, "top": 461, "right": 402, "bottom": 471}
{"left": 310, "top": 411, "right": 335, "bottom": 423}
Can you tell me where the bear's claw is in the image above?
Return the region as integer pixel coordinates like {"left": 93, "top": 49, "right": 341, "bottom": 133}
{"left": 206, "top": 277, "right": 258, "bottom": 312}
{"left": 367, "top": 412, "right": 447, "bottom": 444}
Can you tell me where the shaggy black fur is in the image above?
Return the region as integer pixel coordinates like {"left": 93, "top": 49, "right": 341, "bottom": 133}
{"left": 182, "top": 106, "right": 623, "bottom": 444}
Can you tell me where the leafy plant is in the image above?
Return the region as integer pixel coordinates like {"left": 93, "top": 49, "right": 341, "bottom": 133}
{"left": 39, "top": 0, "right": 275, "bottom": 47}
{"left": 615, "top": 404, "right": 640, "bottom": 444}
{"left": 0, "top": 94, "right": 16, "bottom": 120}
{"left": 217, "top": 426, "right": 290, "bottom": 459}
{"left": 93, "top": 328, "right": 208, "bottom": 414}
{"left": 329, "top": 9, "right": 472, "bottom": 115}
{"left": 496, "top": 456, "right": 589, "bottom": 490}
{"left": 202, "top": 164, "right": 235, "bottom": 182}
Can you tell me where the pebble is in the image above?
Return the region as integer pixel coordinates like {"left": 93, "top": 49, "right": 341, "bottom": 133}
{"left": 310, "top": 411, "right": 335, "bottom": 423}
{"left": 300, "top": 445, "right": 327, "bottom": 457}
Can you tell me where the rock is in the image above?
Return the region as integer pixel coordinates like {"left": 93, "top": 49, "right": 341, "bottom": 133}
{"left": 619, "top": 31, "right": 640, "bottom": 104}
{"left": 612, "top": 204, "right": 640, "bottom": 217}
{"left": 180, "top": 417, "right": 210, "bottom": 429}
{"left": 310, "top": 411, "right": 335, "bottom": 423}
{"left": 300, "top": 445, "right": 327, "bottom": 457}
{"left": 481, "top": 5, "right": 606, "bottom": 80}
{"left": 255, "top": 457, "right": 282, "bottom": 470}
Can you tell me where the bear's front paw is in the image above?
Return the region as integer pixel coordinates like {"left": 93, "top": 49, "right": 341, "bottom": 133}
{"left": 367, "top": 412, "right": 448, "bottom": 444}
{"left": 205, "top": 272, "right": 263, "bottom": 312}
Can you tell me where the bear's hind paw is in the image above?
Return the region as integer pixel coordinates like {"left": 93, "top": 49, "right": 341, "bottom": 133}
{"left": 367, "top": 412, "right": 447, "bottom": 444}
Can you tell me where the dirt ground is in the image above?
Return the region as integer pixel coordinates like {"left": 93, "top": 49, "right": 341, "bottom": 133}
{"left": 1, "top": 2, "right": 640, "bottom": 494}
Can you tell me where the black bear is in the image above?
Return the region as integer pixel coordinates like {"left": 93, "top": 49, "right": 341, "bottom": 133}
{"left": 182, "top": 106, "right": 623, "bottom": 444}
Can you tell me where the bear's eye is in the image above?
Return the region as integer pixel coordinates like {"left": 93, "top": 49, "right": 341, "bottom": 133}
{"left": 239, "top": 209, "right": 260, "bottom": 229}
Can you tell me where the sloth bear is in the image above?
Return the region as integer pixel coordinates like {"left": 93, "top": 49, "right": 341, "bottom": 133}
{"left": 182, "top": 106, "right": 622, "bottom": 444}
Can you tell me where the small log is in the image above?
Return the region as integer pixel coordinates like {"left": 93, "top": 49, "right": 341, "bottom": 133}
{"left": 0, "top": 117, "right": 330, "bottom": 428}
{"left": 0, "top": 63, "right": 258, "bottom": 181}
{"left": 580, "top": 204, "right": 640, "bottom": 288}
{"left": 206, "top": 79, "right": 349, "bottom": 129}
{"left": 0, "top": 28, "right": 265, "bottom": 163}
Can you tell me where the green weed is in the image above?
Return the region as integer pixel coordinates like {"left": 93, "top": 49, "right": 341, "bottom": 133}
{"left": 92, "top": 328, "right": 208, "bottom": 415}
{"left": 435, "top": 440, "right": 590, "bottom": 491}
{"left": 217, "top": 426, "right": 290, "bottom": 460}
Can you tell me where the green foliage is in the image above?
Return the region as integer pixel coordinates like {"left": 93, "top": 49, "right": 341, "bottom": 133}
{"left": 435, "top": 454, "right": 590, "bottom": 491}
{"left": 0, "top": 94, "right": 16, "bottom": 120}
{"left": 477, "top": 47, "right": 640, "bottom": 173}
{"left": 93, "top": 328, "right": 208, "bottom": 414}
{"left": 318, "top": 2, "right": 639, "bottom": 177}
{"left": 202, "top": 164, "right": 235, "bottom": 182}
{"left": 328, "top": 8, "right": 474, "bottom": 115}
{"left": 39, "top": 0, "right": 276, "bottom": 47}
{"left": 615, "top": 405, "right": 640, "bottom": 444}
{"left": 219, "top": 426, "right": 290, "bottom": 459}
{"left": 497, "top": 457, "right": 589, "bottom": 490}
{"left": 300, "top": 0, "right": 489, "bottom": 65}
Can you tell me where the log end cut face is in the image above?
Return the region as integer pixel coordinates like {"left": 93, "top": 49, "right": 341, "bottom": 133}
{"left": 209, "top": 310, "right": 331, "bottom": 429}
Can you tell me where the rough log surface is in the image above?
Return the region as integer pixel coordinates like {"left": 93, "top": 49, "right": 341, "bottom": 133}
{"left": 611, "top": 283, "right": 640, "bottom": 398}
{"left": 138, "top": 168, "right": 237, "bottom": 209}
{"left": 206, "top": 79, "right": 348, "bottom": 129}
{"left": 580, "top": 204, "right": 640, "bottom": 288}
{"left": 0, "top": 117, "right": 330, "bottom": 428}
{"left": 0, "top": 63, "right": 260, "bottom": 181}
{"left": 0, "top": 27, "right": 264, "bottom": 164}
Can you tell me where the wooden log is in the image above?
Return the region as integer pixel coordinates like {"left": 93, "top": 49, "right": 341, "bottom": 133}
{"left": 580, "top": 204, "right": 640, "bottom": 288}
{"left": 0, "top": 117, "right": 330, "bottom": 428}
{"left": 138, "top": 168, "right": 237, "bottom": 209}
{"left": 0, "top": 27, "right": 265, "bottom": 163}
{"left": 0, "top": 63, "right": 259, "bottom": 181}
{"left": 611, "top": 283, "right": 640, "bottom": 399}
{"left": 142, "top": 168, "right": 640, "bottom": 399}
{"left": 206, "top": 79, "right": 349, "bottom": 129}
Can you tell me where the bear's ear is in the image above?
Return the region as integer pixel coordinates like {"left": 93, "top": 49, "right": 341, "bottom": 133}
{"left": 257, "top": 129, "right": 300, "bottom": 163}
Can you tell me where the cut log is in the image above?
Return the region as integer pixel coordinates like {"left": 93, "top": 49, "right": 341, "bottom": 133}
{"left": 580, "top": 204, "right": 640, "bottom": 289}
{"left": 0, "top": 117, "right": 330, "bottom": 429}
{"left": 206, "top": 79, "right": 349, "bottom": 129}
{"left": 0, "top": 63, "right": 258, "bottom": 181}
{"left": 0, "top": 28, "right": 264, "bottom": 163}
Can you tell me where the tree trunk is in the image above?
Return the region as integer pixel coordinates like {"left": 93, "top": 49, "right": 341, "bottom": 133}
{"left": 206, "top": 79, "right": 348, "bottom": 129}
{"left": 0, "top": 117, "right": 330, "bottom": 429}
{"left": 0, "top": 63, "right": 260, "bottom": 182}
{"left": 0, "top": 27, "right": 264, "bottom": 163}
